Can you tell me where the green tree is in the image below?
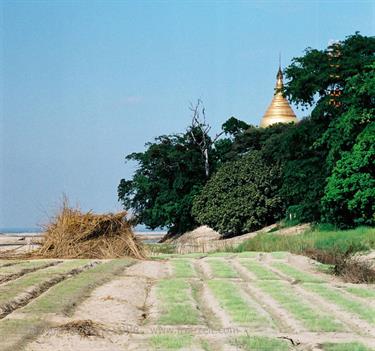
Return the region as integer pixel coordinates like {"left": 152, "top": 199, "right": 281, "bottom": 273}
{"left": 319, "top": 63, "right": 375, "bottom": 169}
{"left": 192, "top": 151, "right": 284, "bottom": 236}
{"left": 222, "top": 119, "right": 326, "bottom": 222}
{"left": 118, "top": 128, "right": 210, "bottom": 235}
{"left": 322, "top": 123, "right": 375, "bottom": 227}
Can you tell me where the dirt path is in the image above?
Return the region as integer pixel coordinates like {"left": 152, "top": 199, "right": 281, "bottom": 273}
{"left": 22, "top": 255, "right": 375, "bottom": 351}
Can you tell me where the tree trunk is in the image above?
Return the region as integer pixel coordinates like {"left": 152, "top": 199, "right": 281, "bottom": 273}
{"left": 204, "top": 148, "right": 209, "bottom": 177}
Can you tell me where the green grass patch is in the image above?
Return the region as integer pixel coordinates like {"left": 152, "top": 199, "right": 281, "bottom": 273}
{"left": 239, "top": 260, "right": 280, "bottom": 280}
{"left": 207, "top": 252, "right": 235, "bottom": 257}
{"left": 232, "top": 335, "right": 290, "bottom": 351}
{"left": 271, "top": 251, "right": 288, "bottom": 259}
{"left": 257, "top": 280, "right": 343, "bottom": 331}
{"left": 156, "top": 279, "right": 199, "bottom": 325}
{"left": 315, "top": 262, "right": 335, "bottom": 274}
{"left": 237, "top": 252, "right": 259, "bottom": 258}
{"left": 0, "top": 260, "right": 91, "bottom": 305}
{"left": 207, "top": 259, "right": 238, "bottom": 278}
{"left": 200, "top": 339, "right": 214, "bottom": 351}
{"left": 0, "top": 260, "right": 22, "bottom": 268}
{"left": 0, "top": 317, "right": 45, "bottom": 351}
{"left": 208, "top": 280, "right": 269, "bottom": 327}
{"left": 304, "top": 283, "right": 375, "bottom": 324}
{"left": 272, "top": 262, "right": 323, "bottom": 283}
{"left": 171, "top": 259, "right": 195, "bottom": 278}
{"left": 21, "top": 259, "right": 132, "bottom": 316}
{"left": 235, "top": 226, "right": 375, "bottom": 255}
{"left": 345, "top": 286, "right": 375, "bottom": 299}
{"left": 149, "top": 334, "right": 193, "bottom": 350}
{"left": 0, "top": 260, "right": 55, "bottom": 275}
{"left": 322, "top": 342, "right": 374, "bottom": 351}
{"left": 152, "top": 253, "right": 206, "bottom": 259}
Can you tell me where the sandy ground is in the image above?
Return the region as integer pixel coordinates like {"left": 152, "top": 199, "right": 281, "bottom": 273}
{"left": 18, "top": 253, "right": 375, "bottom": 351}
{"left": 0, "top": 232, "right": 164, "bottom": 254}
{"left": 165, "top": 224, "right": 311, "bottom": 254}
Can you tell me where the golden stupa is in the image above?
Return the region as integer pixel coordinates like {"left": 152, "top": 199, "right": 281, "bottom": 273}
{"left": 260, "top": 66, "right": 297, "bottom": 128}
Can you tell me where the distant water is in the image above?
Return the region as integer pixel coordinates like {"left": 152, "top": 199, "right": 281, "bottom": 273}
{"left": 0, "top": 227, "right": 42, "bottom": 235}
{"left": 0, "top": 226, "right": 165, "bottom": 237}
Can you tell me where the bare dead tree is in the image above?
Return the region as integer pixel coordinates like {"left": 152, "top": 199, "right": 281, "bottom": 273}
{"left": 189, "top": 99, "right": 223, "bottom": 177}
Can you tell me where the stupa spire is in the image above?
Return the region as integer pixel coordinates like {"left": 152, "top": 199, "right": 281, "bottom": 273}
{"left": 260, "top": 62, "right": 297, "bottom": 128}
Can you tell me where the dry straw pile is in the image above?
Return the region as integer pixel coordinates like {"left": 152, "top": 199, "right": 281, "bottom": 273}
{"left": 37, "top": 201, "right": 145, "bottom": 259}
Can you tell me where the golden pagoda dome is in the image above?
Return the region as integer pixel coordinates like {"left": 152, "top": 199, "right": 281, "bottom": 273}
{"left": 260, "top": 66, "right": 297, "bottom": 128}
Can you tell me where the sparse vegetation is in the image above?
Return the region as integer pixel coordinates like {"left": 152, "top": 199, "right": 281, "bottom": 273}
{"left": 207, "top": 259, "right": 238, "bottom": 278}
{"left": 149, "top": 334, "right": 193, "bottom": 350}
{"left": 21, "top": 260, "right": 131, "bottom": 315}
{"left": 232, "top": 335, "right": 290, "bottom": 351}
{"left": 0, "top": 259, "right": 132, "bottom": 351}
{"left": 208, "top": 280, "right": 270, "bottom": 327}
{"left": 156, "top": 279, "right": 200, "bottom": 325}
{"left": 1, "top": 254, "right": 374, "bottom": 350}
{"left": 256, "top": 280, "right": 343, "bottom": 331}
{"left": 0, "top": 260, "right": 89, "bottom": 306}
{"left": 345, "top": 286, "right": 375, "bottom": 299}
{"left": 304, "top": 283, "right": 375, "bottom": 324}
{"left": 171, "top": 259, "right": 196, "bottom": 278}
{"left": 272, "top": 262, "right": 323, "bottom": 283}
{"left": 322, "top": 342, "right": 374, "bottom": 351}
{"left": 271, "top": 251, "right": 288, "bottom": 259}
{"left": 240, "top": 259, "right": 280, "bottom": 280}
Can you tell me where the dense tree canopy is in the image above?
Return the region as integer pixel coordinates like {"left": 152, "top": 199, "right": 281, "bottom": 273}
{"left": 192, "top": 152, "right": 283, "bottom": 236}
{"left": 322, "top": 124, "right": 375, "bottom": 227}
{"left": 118, "top": 128, "right": 211, "bottom": 234}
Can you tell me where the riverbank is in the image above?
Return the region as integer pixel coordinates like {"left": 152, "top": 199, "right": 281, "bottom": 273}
{"left": 0, "top": 231, "right": 165, "bottom": 254}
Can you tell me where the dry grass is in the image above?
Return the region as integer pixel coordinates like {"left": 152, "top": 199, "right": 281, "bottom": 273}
{"left": 36, "top": 199, "right": 145, "bottom": 259}
{"left": 335, "top": 257, "right": 375, "bottom": 284}
{"left": 304, "top": 248, "right": 375, "bottom": 283}
{"left": 57, "top": 319, "right": 103, "bottom": 337}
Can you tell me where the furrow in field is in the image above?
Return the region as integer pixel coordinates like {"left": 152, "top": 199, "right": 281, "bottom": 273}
{"left": 193, "top": 280, "right": 233, "bottom": 329}
{"left": 341, "top": 285, "right": 375, "bottom": 309}
{"left": 191, "top": 258, "right": 234, "bottom": 329}
{"left": 291, "top": 283, "right": 375, "bottom": 336}
{"left": 0, "top": 260, "right": 62, "bottom": 284}
{"left": 238, "top": 258, "right": 282, "bottom": 281}
{"left": 0, "top": 260, "right": 99, "bottom": 319}
{"left": 303, "top": 283, "right": 375, "bottom": 327}
{"left": 194, "top": 259, "right": 214, "bottom": 279}
{"left": 0, "top": 260, "right": 133, "bottom": 351}
{"left": 170, "top": 258, "right": 197, "bottom": 278}
{"left": 0, "top": 261, "right": 23, "bottom": 269}
{"left": 230, "top": 259, "right": 304, "bottom": 333}
{"left": 255, "top": 280, "right": 345, "bottom": 332}
{"left": 264, "top": 259, "right": 375, "bottom": 326}
{"left": 154, "top": 278, "right": 203, "bottom": 326}
{"left": 206, "top": 258, "right": 240, "bottom": 279}
{"left": 269, "top": 261, "right": 325, "bottom": 283}
{"left": 207, "top": 279, "right": 271, "bottom": 329}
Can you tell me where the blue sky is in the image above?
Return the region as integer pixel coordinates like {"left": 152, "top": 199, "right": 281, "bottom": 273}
{"left": 0, "top": 0, "right": 374, "bottom": 228}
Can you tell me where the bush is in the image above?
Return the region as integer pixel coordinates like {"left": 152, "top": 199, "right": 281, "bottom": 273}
{"left": 192, "top": 151, "right": 284, "bottom": 236}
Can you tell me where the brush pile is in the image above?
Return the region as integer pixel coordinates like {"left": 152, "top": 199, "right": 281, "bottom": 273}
{"left": 37, "top": 202, "right": 145, "bottom": 259}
